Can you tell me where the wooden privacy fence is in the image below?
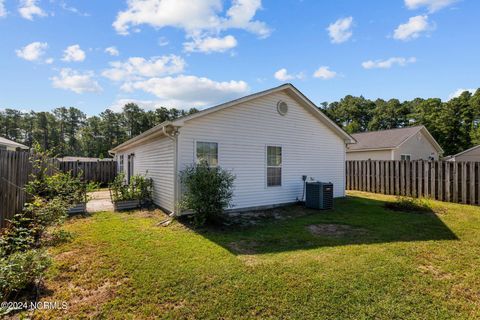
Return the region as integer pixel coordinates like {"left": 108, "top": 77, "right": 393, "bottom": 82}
{"left": 346, "top": 160, "right": 480, "bottom": 205}
{"left": 58, "top": 160, "right": 116, "bottom": 185}
{"left": 0, "top": 150, "right": 32, "bottom": 228}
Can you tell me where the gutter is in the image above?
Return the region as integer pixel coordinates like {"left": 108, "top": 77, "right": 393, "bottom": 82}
{"left": 162, "top": 125, "right": 181, "bottom": 216}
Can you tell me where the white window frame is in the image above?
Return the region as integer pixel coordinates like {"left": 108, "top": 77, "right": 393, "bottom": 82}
{"left": 119, "top": 154, "right": 124, "bottom": 173}
{"left": 266, "top": 145, "right": 282, "bottom": 188}
{"left": 400, "top": 154, "right": 411, "bottom": 161}
{"left": 195, "top": 141, "right": 219, "bottom": 167}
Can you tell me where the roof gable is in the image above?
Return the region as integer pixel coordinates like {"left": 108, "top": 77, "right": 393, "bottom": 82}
{"left": 111, "top": 84, "right": 354, "bottom": 152}
{"left": 348, "top": 126, "right": 443, "bottom": 153}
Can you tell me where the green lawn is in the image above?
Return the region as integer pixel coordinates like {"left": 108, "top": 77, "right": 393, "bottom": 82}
{"left": 33, "top": 191, "right": 480, "bottom": 319}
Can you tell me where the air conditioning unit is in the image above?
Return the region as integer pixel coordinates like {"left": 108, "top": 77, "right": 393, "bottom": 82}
{"left": 305, "top": 182, "right": 333, "bottom": 210}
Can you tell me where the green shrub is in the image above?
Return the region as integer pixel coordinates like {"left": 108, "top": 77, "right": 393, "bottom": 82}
{"left": 0, "top": 250, "right": 51, "bottom": 301}
{"left": 86, "top": 181, "right": 101, "bottom": 192}
{"left": 179, "top": 161, "right": 235, "bottom": 226}
{"left": 386, "top": 196, "right": 432, "bottom": 213}
{"left": 109, "top": 173, "right": 153, "bottom": 202}
{"left": 0, "top": 214, "right": 36, "bottom": 257}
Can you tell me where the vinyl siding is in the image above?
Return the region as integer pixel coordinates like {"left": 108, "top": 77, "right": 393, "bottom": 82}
{"left": 449, "top": 147, "right": 480, "bottom": 161}
{"left": 346, "top": 150, "right": 393, "bottom": 160}
{"left": 393, "top": 131, "right": 439, "bottom": 160}
{"left": 116, "top": 136, "right": 175, "bottom": 212}
{"left": 177, "top": 91, "right": 346, "bottom": 210}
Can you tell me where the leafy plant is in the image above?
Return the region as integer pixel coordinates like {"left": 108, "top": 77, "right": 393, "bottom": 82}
{"left": 109, "top": 173, "right": 153, "bottom": 202}
{"left": 86, "top": 181, "right": 101, "bottom": 193}
{"left": 0, "top": 250, "right": 51, "bottom": 302}
{"left": 179, "top": 161, "right": 235, "bottom": 226}
{"left": 386, "top": 196, "right": 433, "bottom": 213}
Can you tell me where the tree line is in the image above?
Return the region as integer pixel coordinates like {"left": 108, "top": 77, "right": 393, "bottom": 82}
{"left": 1, "top": 89, "right": 479, "bottom": 157}
{"left": 322, "top": 89, "right": 480, "bottom": 156}
{"left": 0, "top": 104, "right": 198, "bottom": 158}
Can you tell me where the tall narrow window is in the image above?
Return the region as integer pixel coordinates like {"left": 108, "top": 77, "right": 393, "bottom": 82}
{"left": 119, "top": 155, "right": 124, "bottom": 173}
{"left": 196, "top": 142, "right": 218, "bottom": 166}
{"left": 267, "top": 146, "right": 282, "bottom": 187}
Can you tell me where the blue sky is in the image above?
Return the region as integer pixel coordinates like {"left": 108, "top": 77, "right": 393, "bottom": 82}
{"left": 0, "top": 0, "right": 479, "bottom": 115}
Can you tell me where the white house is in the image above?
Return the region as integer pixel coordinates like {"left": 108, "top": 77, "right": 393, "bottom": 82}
{"left": 0, "top": 136, "right": 29, "bottom": 151}
{"left": 346, "top": 126, "right": 443, "bottom": 161}
{"left": 110, "top": 84, "right": 355, "bottom": 214}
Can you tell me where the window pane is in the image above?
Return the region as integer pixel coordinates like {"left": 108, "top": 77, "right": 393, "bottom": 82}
{"left": 267, "top": 167, "right": 281, "bottom": 186}
{"left": 197, "top": 142, "right": 218, "bottom": 166}
{"left": 267, "top": 146, "right": 282, "bottom": 166}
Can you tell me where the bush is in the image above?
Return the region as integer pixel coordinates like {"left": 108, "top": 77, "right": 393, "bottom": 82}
{"left": 386, "top": 196, "right": 433, "bottom": 213}
{"left": 0, "top": 250, "right": 51, "bottom": 301}
{"left": 179, "top": 161, "right": 235, "bottom": 226}
{"left": 25, "top": 145, "right": 87, "bottom": 206}
{"left": 86, "top": 181, "right": 101, "bottom": 192}
{"left": 109, "top": 173, "right": 153, "bottom": 202}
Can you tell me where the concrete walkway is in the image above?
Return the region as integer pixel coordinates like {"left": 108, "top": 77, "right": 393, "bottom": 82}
{"left": 87, "top": 190, "right": 114, "bottom": 213}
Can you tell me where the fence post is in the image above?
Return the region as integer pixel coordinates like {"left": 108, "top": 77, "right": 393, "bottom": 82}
{"left": 470, "top": 162, "right": 475, "bottom": 204}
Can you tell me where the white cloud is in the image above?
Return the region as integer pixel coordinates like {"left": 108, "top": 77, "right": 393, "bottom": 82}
{"left": 0, "top": 0, "right": 7, "bottom": 18}
{"left": 62, "top": 44, "right": 86, "bottom": 62}
{"left": 158, "top": 37, "right": 169, "bottom": 46}
{"left": 102, "top": 55, "right": 186, "bottom": 81}
{"left": 313, "top": 66, "right": 337, "bottom": 79}
{"left": 393, "top": 15, "right": 433, "bottom": 41}
{"left": 327, "top": 17, "right": 353, "bottom": 44}
{"left": 105, "top": 46, "right": 120, "bottom": 56}
{"left": 45, "top": 57, "right": 54, "bottom": 64}
{"left": 113, "top": 0, "right": 270, "bottom": 56}
{"left": 448, "top": 88, "right": 476, "bottom": 100}
{"left": 273, "top": 68, "right": 304, "bottom": 81}
{"left": 184, "top": 35, "right": 237, "bottom": 53}
{"left": 51, "top": 68, "right": 102, "bottom": 94}
{"left": 112, "top": 0, "right": 271, "bottom": 39}
{"left": 108, "top": 99, "right": 161, "bottom": 112}
{"left": 120, "top": 75, "right": 249, "bottom": 107}
{"left": 18, "top": 0, "right": 46, "bottom": 20}
{"left": 362, "top": 57, "right": 417, "bottom": 69}
{"left": 405, "top": 0, "right": 457, "bottom": 12}
{"left": 15, "top": 41, "right": 48, "bottom": 61}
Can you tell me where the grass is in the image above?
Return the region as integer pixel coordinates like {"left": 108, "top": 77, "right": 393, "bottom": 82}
{"left": 29, "top": 191, "right": 480, "bottom": 319}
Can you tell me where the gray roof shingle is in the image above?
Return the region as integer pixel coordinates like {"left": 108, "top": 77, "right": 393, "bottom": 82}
{"left": 348, "top": 126, "right": 424, "bottom": 151}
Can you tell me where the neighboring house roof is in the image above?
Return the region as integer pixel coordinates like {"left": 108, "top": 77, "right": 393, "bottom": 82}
{"left": 347, "top": 125, "right": 444, "bottom": 153}
{"left": 57, "top": 156, "right": 113, "bottom": 162}
{"left": 445, "top": 144, "right": 480, "bottom": 160}
{"left": 110, "top": 83, "right": 356, "bottom": 153}
{"left": 0, "top": 136, "right": 29, "bottom": 150}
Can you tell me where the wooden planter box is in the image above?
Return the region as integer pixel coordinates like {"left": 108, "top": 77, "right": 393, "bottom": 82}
{"left": 113, "top": 200, "right": 140, "bottom": 211}
{"left": 68, "top": 203, "right": 86, "bottom": 214}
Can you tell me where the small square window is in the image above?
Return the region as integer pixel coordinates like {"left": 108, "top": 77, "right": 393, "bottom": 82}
{"left": 401, "top": 154, "right": 411, "bottom": 161}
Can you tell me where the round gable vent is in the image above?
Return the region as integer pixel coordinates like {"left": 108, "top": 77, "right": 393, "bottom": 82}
{"left": 277, "top": 100, "right": 288, "bottom": 116}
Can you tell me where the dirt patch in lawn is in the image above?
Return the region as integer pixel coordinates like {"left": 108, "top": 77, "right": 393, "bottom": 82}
{"left": 306, "top": 224, "right": 368, "bottom": 238}
{"left": 227, "top": 240, "right": 261, "bottom": 254}
{"left": 31, "top": 244, "right": 130, "bottom": 319}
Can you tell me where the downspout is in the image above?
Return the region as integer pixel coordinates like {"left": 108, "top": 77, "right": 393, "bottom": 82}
{"left": 163, "top": 125, "right": 180, "bottom": 216}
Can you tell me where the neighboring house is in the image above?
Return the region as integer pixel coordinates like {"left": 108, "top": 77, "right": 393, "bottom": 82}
{"left": 110, "top": 84, "right": 355, "bottom": 214}
{"left": 346, "top": 126, "right": 443, "bottom": 161}
{"left": 444, "top": 145, "right": 480, "bottom": 161}
{"left": 0, "top": 136, "right": 29, "bottom": 151}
